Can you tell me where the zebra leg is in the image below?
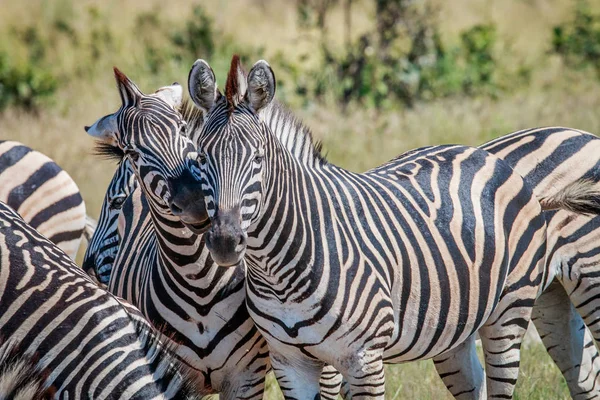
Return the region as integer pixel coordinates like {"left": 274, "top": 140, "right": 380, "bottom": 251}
{"left": 477, "top": 289, "right": 536, "bottom": 400}
{"left": 270, "top": 350, "right": 323, "bottom": 399}
{"left": 320, "top": 365, "right": 343, "bottom": 399}
{"left": 339, "top": 351, "right": 386, "bottom": 399}
{"left": 432, "top": 335, "right": 486, "bottom": 399}
{"left": 559, "top": 258, "right": 600, "bottom": 342}
{"left": 533, "top": 280, "right": 600, "bottom": 399}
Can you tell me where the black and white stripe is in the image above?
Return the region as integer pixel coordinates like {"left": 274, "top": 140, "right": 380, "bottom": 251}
{"left": 188, "top": 57, "right": 600, "bottom": 399}
{"left": 85, "top": 67, "right": 344, "bottom": 399}
{"left": 0, "top": 140, "right": 86, "bottom": 259}
{"left": 0, "top": 200, "right": 204, "bottom": 399}
{"left": 82, "top": 151, "right": 136, "bottom": 285}
{"left": 481, "top": 127, "right": 600, "bottom": 399}
{"left": 85, "top": 68, "right": 271, "bottom": 399}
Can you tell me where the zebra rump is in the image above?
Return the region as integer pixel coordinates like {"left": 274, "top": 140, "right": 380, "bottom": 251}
{"left": 0, "top": 140, "right": 86, "bottom": 260}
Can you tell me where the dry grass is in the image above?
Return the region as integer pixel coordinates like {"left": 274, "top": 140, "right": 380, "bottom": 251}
{"left": 0, "top": 0, "right": 598, "bottom": 397}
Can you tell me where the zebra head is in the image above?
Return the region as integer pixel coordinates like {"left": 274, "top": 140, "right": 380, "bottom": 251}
{"left": 82, "top": 156, "right": 136, "bottom": 285}
{"left": 85, "top": 68, "right": 209, "bottom": 233}
{"left": 189, "top": 56, "right": 275, "bottom": 267}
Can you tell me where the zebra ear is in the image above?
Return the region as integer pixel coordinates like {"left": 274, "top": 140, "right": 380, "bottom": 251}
{"left": 84, "top": 113, "right": 118, "bottom": 145}
{"left": 188, "top": 59, "right": 218, "bottom": 113}
{"left": 154, "top": 83, "right": 183, "bottom": 109}
{"left": 113, "top": 67, "right": 142, "bottom": 107}
{"left": 246, "top": 60, "right": 276, "bottom": 113}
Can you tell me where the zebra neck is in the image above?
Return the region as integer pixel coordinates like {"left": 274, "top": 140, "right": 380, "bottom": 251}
{"left": 246, "top": 142, "right": 348, "bottom": 277}
{"left": 144, "top": 200, "right": 207, "bottom": 271}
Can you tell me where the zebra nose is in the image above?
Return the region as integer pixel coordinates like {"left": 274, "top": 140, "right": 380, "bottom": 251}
{"left": 170, "top": 201, "right": 183, "bottom": 216}
{"left": 237, "top": 233, "right": 246, "bottom": 248}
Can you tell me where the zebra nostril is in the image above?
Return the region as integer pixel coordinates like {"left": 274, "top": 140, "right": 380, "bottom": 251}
{"left": 170, "top": 202, "right": 183, "bottom": 215}
{"left": 237, "top": 234, "right": 246, "bottom": 247}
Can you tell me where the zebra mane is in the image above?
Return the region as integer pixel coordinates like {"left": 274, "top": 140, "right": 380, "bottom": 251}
{"left": 0, "top": 337, "right": 54, "bottom": 399}
{"left": 179, "top": 98, "right": 204, "bottom": 143}
{"left": 260, "top": 100, "right": 328, "bottom": 166}
{"left": 93, "top": 142, "right": 125, "bottom": 163}
{"left": 131, "top": 320, "right": 205, "bottom": 399}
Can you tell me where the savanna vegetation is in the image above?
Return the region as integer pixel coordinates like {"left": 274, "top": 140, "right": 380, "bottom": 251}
{"left": 1, "top": 0, "right": 599, "bottom": 398}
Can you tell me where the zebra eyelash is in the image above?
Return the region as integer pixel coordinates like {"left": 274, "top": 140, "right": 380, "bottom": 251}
{"left": 93, "top": 142, "right": 125, "bottom": 163}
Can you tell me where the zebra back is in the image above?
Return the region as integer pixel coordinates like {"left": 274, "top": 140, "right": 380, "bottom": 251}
{"left": 0, "top": 140, "right": 86, "bottom": 260}
{"left": 0, "top": 200, "right": 203, "bottom": 399}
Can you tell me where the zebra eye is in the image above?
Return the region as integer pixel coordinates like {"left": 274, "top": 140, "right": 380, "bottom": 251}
{"left": 180, "top": 122, "right": 187, "bottom": 135}
{"left": 110, "top": 196, "right": 126, "bottom": 210}
{"left": 127, "top": 152, "right": 140, "bottom": 163}
{"left": 253, "top": 153, "right": 263, "bottom": 164}
{"left": 198, "top": 153, "right": 207, "bottom": 164}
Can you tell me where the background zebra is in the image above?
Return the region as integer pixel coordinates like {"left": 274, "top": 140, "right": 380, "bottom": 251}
{"left": 82, "top": 152, "right": 136, "bottom": 285}
{"left": 480, "top": 127, "right": 600, "bottom": 398}
{"left": 0, "top": 200, "right": 204, "bottom": 399}
{"left": 0, "top": 140, "right": 87, "bottom": 260}
{"left": 188, "top": 56, "right": 600, "bottom": 399}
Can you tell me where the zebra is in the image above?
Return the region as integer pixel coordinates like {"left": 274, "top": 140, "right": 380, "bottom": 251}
{"left": 480, "top": 127, "right": 600, "bottom": 399}
{"left": 82, "top": 149, "right": 136, "bottom": 285}
{"left": 84, "top": 67, "right": 345, "bottom": 399}
{"left": 0, "top": 200, "right": 205, "bottom": 399}
{"left": 0, "top": 140, "right": 87, "bottom": 260}
{"left": 186, "top": 56, "right": 600, "bottom": 399}
{"left": 84, "top": 69, "right": 270, "bottom": 399}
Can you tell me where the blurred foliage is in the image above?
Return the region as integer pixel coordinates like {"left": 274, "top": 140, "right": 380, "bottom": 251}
{"left": 287, "top": 0, "right": 529, "bottom": 109}
{"left": 0, "top": 0, "right": 596, "bottom": 113}
{"left": 552, "top": 0, "right": 600, "bottom": 76}
{"left": 0, "top": 23, "right": 58, "bottom": 111}
{"left": 0, "top": 53, "right": 57, "bottom": 111}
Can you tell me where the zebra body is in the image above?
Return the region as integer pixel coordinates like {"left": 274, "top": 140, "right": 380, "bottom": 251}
{"left": 0, "top": 200, "right": 203, "bottom": 399}
{"left": 0, "top": 140, "right": 86, "bottom": 259}
{"left": 185, "top": 57, "right": 563, "bottom": 399}
{"left": 480, "top": 127, "right": 600, "bottom": 399}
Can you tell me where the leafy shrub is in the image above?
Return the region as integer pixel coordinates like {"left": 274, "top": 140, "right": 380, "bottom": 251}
{"left": 0, "top": 53, "right": 57, "bottom": 111}
{"left": 552, "top": 0, "right": 600, "bottom": 76}
{"left": 290, "top": 0, "right": 511, "bottom": 109}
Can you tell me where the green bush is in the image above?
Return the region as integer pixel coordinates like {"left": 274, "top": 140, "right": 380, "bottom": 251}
{"left": 287, "top": 1, "right": 515, "bottom": 109}
{"left": 552, "top": 0, "right": 600, "bottom": 76}
{"left": 0, "top": 52, "right": 58, "bottom": 111}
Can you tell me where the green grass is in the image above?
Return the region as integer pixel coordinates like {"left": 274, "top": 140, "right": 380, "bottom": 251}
{"left": 239, "top": 340, "right": 570, "bottom": 399}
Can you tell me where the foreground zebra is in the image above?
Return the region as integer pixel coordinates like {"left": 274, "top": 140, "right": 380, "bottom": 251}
{"left": 84, "top": 70, "right": 270, "bottom": 399}
{"left": 0, "top": 200, "right": 203, "bottom": 399}
{"left": 0, "top": 140, "right": 87, "bottom": 259}
{"left": 187, "top": 57, "right": 600, "bottom": 399}
{"left": 85, "top": 68, "right": 345, "bottom": 399}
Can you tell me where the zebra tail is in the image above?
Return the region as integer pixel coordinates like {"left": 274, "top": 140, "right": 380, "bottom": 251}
{"left": 0, "top": 339, "right": 54, "bottom": 399}
{"left": 538, "top": 179, "right": 600, "bottom": 215}
{"left": 83, "top": 215, "right": 98, "bottom": 243}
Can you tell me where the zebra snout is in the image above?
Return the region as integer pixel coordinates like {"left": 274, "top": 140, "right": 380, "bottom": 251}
{"left": 205, "top": 212, "right": 246, "bottom": 267}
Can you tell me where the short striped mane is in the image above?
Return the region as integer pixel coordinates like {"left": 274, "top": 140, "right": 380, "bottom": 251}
{"left": 260, "top": 101, "right": 328, "bottom": 166}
